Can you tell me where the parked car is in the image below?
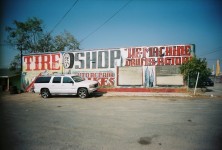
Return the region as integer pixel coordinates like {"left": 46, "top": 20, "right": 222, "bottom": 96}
{"left": 34, "top": 74, "right": 98, "bottom": 98}
{"left": 202, "top": 78, "right": 214, "bottom": 86}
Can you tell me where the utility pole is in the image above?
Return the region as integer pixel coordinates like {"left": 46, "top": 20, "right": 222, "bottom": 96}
{"left": 19, "top": 42, "right": 23, "bottom": 72}
{"left": 216, "top": 59, "right": 220, "bottom": 76}
{"left": 212, "top": 64, "right": 214, "bottom": 75}
{"left": 20, "top": 44, "right": 23, "bottom": 92}
{"left": 20, "top": 47, "right": 23, "bottom": 72}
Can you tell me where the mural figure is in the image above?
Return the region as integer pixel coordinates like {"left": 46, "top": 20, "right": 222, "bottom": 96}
{"left": 149, "top": 69, "right": 154, "bottom": 87}
{"left": 145, "top": 67, "right": 155, "bottom": 87}
{"left": 145, "top": 66, "right": 150, "bottom": 87}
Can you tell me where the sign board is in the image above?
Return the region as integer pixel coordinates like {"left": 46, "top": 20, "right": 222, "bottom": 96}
{"left": 117, "top": 66, "right": 143, "bottom": 86}
{"left": 156, "top": 75, "right": 184, "bottom": 86}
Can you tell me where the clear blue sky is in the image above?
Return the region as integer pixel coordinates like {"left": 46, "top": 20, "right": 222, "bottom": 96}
{"left": 1, "top": 0, "right": 222, "bottom": 70}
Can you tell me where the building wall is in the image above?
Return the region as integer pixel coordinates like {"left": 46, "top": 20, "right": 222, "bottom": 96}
{"left": 22, "top": 44, "right": 195, "bottom": 90}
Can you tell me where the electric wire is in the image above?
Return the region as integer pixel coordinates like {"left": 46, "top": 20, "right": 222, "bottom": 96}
{"left": 79, "top": 0, "right": 133, "bottom": 43}
{"left": 199, "top": 47, "right": 222, "bottom": 57}
{"left": 1, "top": 0, "right": 79, "bottom": 46}
{"left": 50, "top": 0, "right": 79, "bottom": 34}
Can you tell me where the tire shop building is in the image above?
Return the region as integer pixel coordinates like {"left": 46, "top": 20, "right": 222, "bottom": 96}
{"left": 22, "top": 44, "right": 195, "bottom": 91}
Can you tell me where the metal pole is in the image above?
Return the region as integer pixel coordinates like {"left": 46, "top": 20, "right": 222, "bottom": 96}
{"left": 194, "top": 72, "right": 199, "bottom": 95}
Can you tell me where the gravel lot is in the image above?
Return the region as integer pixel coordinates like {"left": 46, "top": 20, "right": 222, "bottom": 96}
{"left": 1, "top": 92, "right": 222, "bottom": 150}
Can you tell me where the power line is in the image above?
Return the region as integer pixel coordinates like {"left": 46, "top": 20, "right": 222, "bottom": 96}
{"left": 1, "top": 1, "right": 79, "bottom": 46}
{"left": 199, "top": 47, "right": 222, "bottom": 57}
{"left": 79, "top": 0, "right": 133, "bottom": 43}
{"left": 207, "top": 59, "right": 221, "bottom": 60}
{"left": 50, "top": 0, "right": 79, "bottom": 34}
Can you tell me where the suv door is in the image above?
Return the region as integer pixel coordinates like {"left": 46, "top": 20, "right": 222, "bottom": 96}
{"left": 50, "top": 76, "right": 62, "bottom": 93}
{"left": 61, "top": 76, "right": 77, "bottom": 94}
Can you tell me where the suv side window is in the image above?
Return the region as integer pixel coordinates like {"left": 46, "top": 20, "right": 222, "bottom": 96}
{"left": 63, "top": 77, "right": 73, "bottom": 83}
{"left": 52, "top": 77, "right": 61, "bottom": 83}
{"left": 35, "top": 77, "right": 51, "bottom": 83}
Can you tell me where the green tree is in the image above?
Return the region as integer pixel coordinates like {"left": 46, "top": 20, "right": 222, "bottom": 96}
{"left": 5, "top": 17, "right": 79, "bottom": 71}
{"left": 35, "top": 33, "right": 55, "bottom": 53}
{"left": 5, "top": 17, "right": 44, "bottom": 53}
{"left": 180, "top": 56, "right": 211, "bottom": 87}
{"left": 9, "top": 54, "right": 21, "bottom": 72}
{"left": 5, "top": 17, "right": 44, "bottom": 72}
{"left": 54, "top": 31, "right": 80, "bottom": 51}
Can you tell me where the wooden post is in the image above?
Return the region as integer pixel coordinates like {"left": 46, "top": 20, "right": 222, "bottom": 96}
{"left": 7, "top": 77, "right": 10, "bottom": 91}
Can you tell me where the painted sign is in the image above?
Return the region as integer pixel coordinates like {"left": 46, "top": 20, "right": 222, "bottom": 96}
{"left": 121, "top": 45, "right": 195, "bottom": 66}
{"left": 63, "top": 49, "right": 121, "bottom": 69}
{"left": 75, "top": 71, "right": 115, "bottom": 87}
{"left": 62, "top": 45, "right": 194, "bottom": 69}
{"left": 23, "top": 53, "right": 61, "bottom": 71}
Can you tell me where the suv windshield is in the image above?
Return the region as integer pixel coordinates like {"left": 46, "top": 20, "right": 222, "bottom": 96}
{"left": 72, "top": 76, "right": 84, "bottom": 82}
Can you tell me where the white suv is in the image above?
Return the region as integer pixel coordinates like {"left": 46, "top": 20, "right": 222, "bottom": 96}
{"left": 34, "top": 74, "right": 98, "bottom": 99}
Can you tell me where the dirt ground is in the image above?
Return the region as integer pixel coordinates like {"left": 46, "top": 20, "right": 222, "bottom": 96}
{"left": 1, "top": 92, "right": 222, "bottom": 150}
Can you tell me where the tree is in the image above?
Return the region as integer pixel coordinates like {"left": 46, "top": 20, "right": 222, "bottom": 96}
{"left": 5, "top": 17, "right": 44, "bottom": 54}
{"left": 5, "top": 17, "right": 44, "bottom": 72}
{"left": 54, "top": 31, "right": 80, "bottom": 51}
{"left": 9, "top": 54, "right": 21, "bottom": 72}
{"left": 5, "top": 17, "right": 80, "bottom": 71}
{"left": 35, "top": 33, "right": 55, "bottom": 53}
{"left": 180, "top": 56, "right": 211, "bottom": 87}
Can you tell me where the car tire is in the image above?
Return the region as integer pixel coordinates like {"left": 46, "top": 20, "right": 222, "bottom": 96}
{"left": 78, "top": 88, "right": 88, "bottom": 99}
{"left": 41, "top": 88, "right": 50, "bottom": 98}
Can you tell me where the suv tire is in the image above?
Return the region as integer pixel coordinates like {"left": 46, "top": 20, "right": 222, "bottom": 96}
{"left": 78, "top": 88, "right": 88, "bottom": 99}
{"left": 41, "top": 88, "right": 50, "bottom": 98}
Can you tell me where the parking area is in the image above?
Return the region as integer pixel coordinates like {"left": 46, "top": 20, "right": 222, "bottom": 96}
{"left": 1, "top": 92, "right": 222, "bottom": 150}
{"left": 203, "top": 82, "right": 222, "bottom": 97}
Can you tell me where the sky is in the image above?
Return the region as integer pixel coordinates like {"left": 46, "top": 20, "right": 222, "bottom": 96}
{"left": 1, "top": 0, "right": 222, "bottom": 70}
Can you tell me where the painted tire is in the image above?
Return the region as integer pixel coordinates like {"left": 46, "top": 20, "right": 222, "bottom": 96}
{"left": 63, "top": 53, "right": 74, "bottom": 69}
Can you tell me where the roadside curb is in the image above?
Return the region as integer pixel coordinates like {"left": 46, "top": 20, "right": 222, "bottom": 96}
{"left": 98, "top": 87, "right": 187, "bottom": 93}
{"left": 97, "top": 87, "right": 190, "bottom": 97}
{"left": 97, "top": 86, "right": 222, "bottom": 98}
{"left": 101, "top": 92, "right": 192, "bottom": 97}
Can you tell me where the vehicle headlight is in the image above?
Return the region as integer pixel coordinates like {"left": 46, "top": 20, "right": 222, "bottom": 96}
{"left": 89, "top": 84, "right": 94, "bottom": 88}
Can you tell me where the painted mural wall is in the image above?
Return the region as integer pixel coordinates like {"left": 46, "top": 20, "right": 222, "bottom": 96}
{"left": 22, "top": 52, "right": 63, "bottom": 90}
{"left": 22, "top": 44, "right": 195, "bottom": 90}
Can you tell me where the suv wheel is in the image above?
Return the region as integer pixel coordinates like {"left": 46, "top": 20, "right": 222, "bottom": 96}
{"left": 41, "top": 88, "right": 50, "bottom": 98}
{"left": 78, "top": 88, "right": 88, "bottom": 99}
